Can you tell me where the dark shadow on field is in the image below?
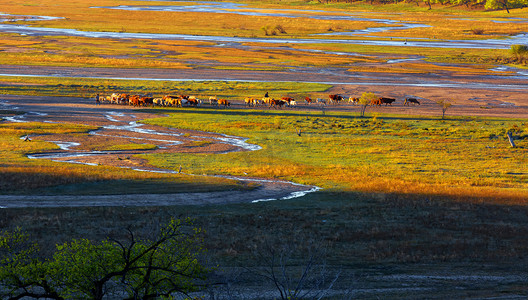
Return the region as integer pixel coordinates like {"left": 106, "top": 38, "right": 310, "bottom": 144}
{"left": 2, "top": 190, "right": 528, "bottom": 298}
{"left": 5, "top": 189, "right": 527, "bottom": 263}
{"left": 0, "top": 171, "right": 251, "bottom": 196}
{"left": 0, "top": 171, "right": 92, "bottom": 194}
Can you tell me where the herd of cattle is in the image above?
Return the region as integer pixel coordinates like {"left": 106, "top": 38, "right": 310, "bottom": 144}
{"left": 99, "top": 93, "right": 219, "bottom": 107}
{"left": 98, "top": 93, "right": 421, "bottom": 108}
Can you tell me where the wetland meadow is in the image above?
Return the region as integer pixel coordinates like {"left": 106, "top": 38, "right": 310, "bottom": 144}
{"left": 0, "top": 0, "right": 528, "bottom": 298}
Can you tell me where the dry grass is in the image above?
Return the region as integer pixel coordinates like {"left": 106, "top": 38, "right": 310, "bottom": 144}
{"left": 0, "top": 75, "right": 330, "bottom": 99}
{"left": 1, "top": 1, "right": 528, "bottom": 296}
{"left": 470, "top": 28, "right": 485, "bottom": 35}
{"left": 0, "top": 0, "right": 525, "bottom": 71}
{"left": 0, "top": 33, "right": 381, "bottom": 69}
{"left": 0, "top": 0, "right": 371, "bottom": 37}
{"left": 348, "top": 60, "right": 495, "bottom": 75}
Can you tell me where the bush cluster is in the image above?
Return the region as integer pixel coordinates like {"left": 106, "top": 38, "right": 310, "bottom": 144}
{"left": 315, "top": 0, "right": 527, "bottom": 11}
{"left": 509, "top": 44, "right": 528, "bottom": 64}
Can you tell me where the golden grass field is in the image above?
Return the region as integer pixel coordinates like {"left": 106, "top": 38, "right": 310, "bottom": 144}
{"left": 0, "top": 0, "right": 526, "bottom": 70}
{"left": 1, "top": 0, "right": 528, "bottom": 298}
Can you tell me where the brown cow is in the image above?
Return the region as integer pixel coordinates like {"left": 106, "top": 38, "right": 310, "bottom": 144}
{"left": 187, "top": 96, "right": 198, "bottom": 106}
{"left": 370, "top": 98, "right": 382, "bottom": 106}
{"left": 305, "top": 97, "right": 312, "bottom": 104}
{"left": 281, "top": 97, "right": 294, "bottom": 105}
{"left": 218, "top": 99, "right": 230, "bottom": 107}
{"left": 163, "top": 95, "right": 180, "bottom": 100}
{"left": 329, "top": 94, "right": 344, "bottom": 104}
{"left": 348, "top": 97, "right": 359, "bottom": 104}
{"left": 128, "top": 95, "right": 140, "bottom": 106}
{"left": 404, "top": 98, "right": 420, "bottom": 105}
{"left": 269, "top": 99, "right": 286, "bottom": 109}
{"left": 139, "top": 96, "right": 154, "bottom": 106}
{"left": 118, "top": 94, "right": 130, "bottom": 105}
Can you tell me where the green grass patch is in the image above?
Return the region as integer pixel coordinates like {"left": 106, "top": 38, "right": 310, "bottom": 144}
{"left": 0, "top": 122, "right": 256, "bottom": 194}
{"left": 510, "top": 44, "right": 528, "bottom": 55}
{"left": 141, "top": 109, "right": 528, "bottom": 201}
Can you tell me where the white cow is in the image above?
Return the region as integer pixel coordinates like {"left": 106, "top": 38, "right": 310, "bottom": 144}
{"left": 110, "top": 93, "right": 121, "bottom": 104}
{"left": 209, "top": 96, "right": 218, "bottom": 106}
{"left": 153, "top": 98, "right": 164, "bottom": 106}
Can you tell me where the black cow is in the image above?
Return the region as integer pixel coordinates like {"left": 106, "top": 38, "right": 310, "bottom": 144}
{"left": 379, "top": 97, "right": 396, "bottom": 106}
{"left": 404, "top": 98, "right": 420, "bottom": 105}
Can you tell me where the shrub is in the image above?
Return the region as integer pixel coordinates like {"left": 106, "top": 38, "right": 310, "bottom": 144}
{"left": 510, "top": 44, "right": 528, "bottom": 55}
{"left": 508, "top": 45, "right": 528, "bottom": 65}
{"left": 274, "top": 25, "right": 286, "bottom": 34}
{"left": 261, "top": 25, "right": 286, "bottom": 36}
{"left": 470, "top": 28, "right": 485, "bottom": 35}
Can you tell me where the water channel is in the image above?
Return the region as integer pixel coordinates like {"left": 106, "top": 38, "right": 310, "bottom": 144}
{"left": 0, "top": 98, "right": 321, "bottom": 207}
{"left": 1, "top": 1, "right": 527, "bottom": 49}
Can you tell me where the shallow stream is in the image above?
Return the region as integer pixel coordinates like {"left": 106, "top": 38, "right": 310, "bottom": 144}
{"left": 1, "top": 2, "right": 527, "bottom": 49}
{"left": 1, "top": 100, "right": 320, "bottom": 206}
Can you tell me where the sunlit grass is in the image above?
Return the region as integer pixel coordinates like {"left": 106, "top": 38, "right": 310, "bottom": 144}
{"left": 301, "top": 41, "right": 525, "bottom": 68}
{"left": 0, "top": 33, "right": 381, "bottom": 69}
{"left": 347, "top": 60, "right": 496, "bottom": 75}
{"left": 0, "top": 0, "right": 526, "bottom": 71}
{"left": 141, "top": 110, "right": 528, "bottom": 203}
{"left": 3, "top": 0, "right": 373, "bottom": 37}
{"left": 0, "top": 121, "right": 254, "bottom": 194}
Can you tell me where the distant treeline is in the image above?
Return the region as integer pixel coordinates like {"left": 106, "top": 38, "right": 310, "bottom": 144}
{"left": 316, "top": 0, "right": 527, "bottom": 12}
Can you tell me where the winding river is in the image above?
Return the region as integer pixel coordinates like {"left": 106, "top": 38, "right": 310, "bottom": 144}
{"left": 1, "top": 2, "right": 527, "bottom": 49}
{"left": 0, "top": 96, "right": 321, "bottom": 207}
{"left": 1, "top": 2, "right": 528, "bottom": 91}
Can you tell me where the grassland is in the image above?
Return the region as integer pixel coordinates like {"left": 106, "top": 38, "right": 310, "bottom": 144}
{"left": 0, "top": 0, "right": 526, "bottom": 72}
{"left": 3, "top": 183, "right": 528, "bottom": 298}
{"left": 3, "top": 90, "right": 525, "bottom": 200}
{"left": 140, "top": 109, "right": 528, "bottom": 202}
{"left": 0, "top": 121, "right": 254, "bottom": 195}
{"left": 1, "top": 0, "right": 528, "bottom": 297}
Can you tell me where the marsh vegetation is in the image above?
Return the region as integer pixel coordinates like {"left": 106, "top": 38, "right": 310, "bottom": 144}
{"left": 1, "top": 0, "right": 528, "bottom": 298}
